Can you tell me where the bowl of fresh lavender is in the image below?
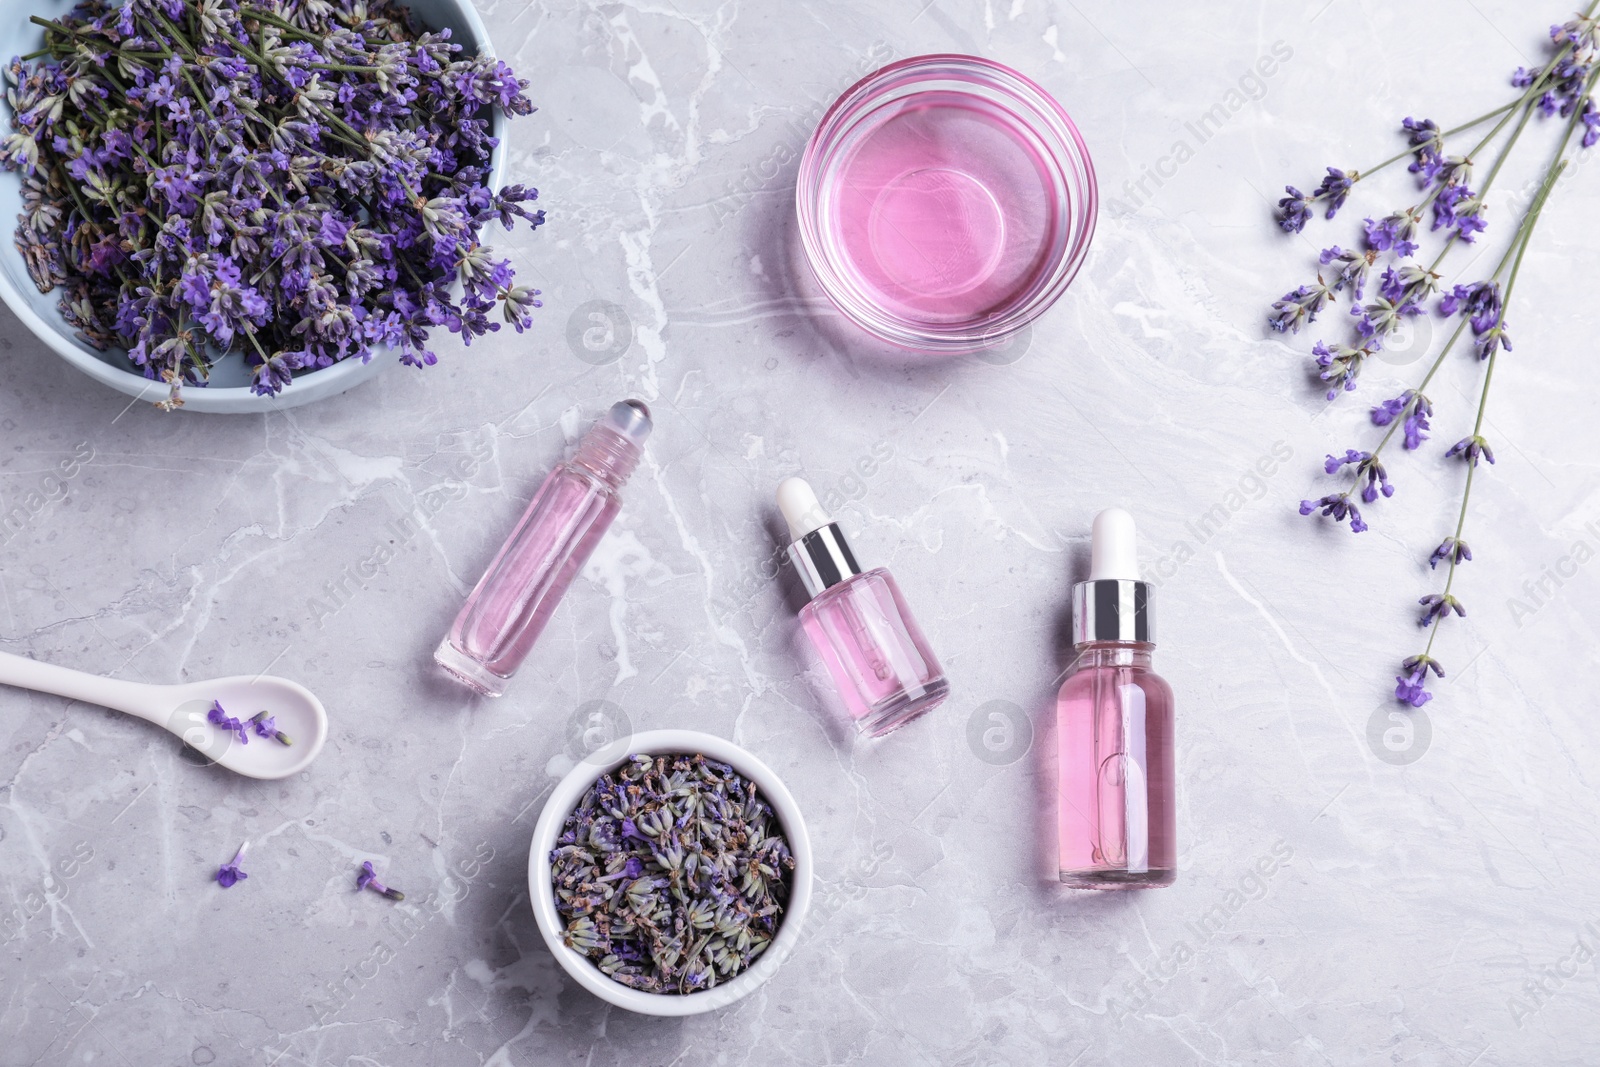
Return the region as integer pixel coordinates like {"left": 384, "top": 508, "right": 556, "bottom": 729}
{"left": 529, "top": 730, "right": 814, "bottom": 1016}
{"left": 0, "top": 0, "right": 544, "bottom": 412}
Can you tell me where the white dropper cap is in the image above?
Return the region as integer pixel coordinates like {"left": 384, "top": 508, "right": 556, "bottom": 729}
{"left": 1088, "top": 507, "right": 1139, "bottom": 580}
{"left": 776, "top": 477, "right": 832, "bottom": 542}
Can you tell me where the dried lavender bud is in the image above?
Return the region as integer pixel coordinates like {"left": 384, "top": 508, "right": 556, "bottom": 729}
{"left": 1, "top": 0, "right": 545, "bottom": 407}
{"left": 551, "top": 753, "right": 795, "bottom": 995}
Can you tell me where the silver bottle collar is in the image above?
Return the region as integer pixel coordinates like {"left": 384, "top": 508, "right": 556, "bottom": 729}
{"left": 787, "top": 523, "right": 862, "bottom": 599}
{"left": 1071, "top": 578, "right": 1154, "bottom": 645}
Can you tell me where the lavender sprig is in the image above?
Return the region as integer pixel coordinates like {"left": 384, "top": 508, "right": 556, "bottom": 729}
{"left": 1, "top": 0, "right": 546, "bottom": 407}
{"left": 1277, "top": 6, "right": 1598, "bottom": 706}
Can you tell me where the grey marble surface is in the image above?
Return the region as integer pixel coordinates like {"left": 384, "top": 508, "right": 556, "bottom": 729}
{"left": 4, "top": 1, "right": 1600, "bottom": 1064}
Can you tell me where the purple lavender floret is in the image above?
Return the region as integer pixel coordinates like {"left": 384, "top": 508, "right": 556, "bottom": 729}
{"left": 207, "top": 700, "right": 249, "bottom": 745}
{"left": 1277, "top": 186, "right": 1313, "bottom": 233}
{"left": 1440, "top": 280, "right": 1503, "bottom": 334}
{"left": 357, "top": 860, "right": 405, "bottom": 901}
{"left": 1429, "top": 537, "right": 1472, "bottom": 569}
{"left": 1313, "top": 340, "right": 1372, "bottom": 399}
{"left": 1418, "top": 592, "right": 1466, "bottom": 626}
{"left": 1364, "top": 212, "right": 1420, "bottom": 257}
{"left": 1312, "top": 167, "right": 1355, "bottom": 218}
{"left": 1370, "top": 390, "right": 1432, "bottom": 450}
{"left": 215, "top": 842, "right": 249, "bottom": 888}
{"left": 1431, "top": 184, "right": 1487, "bottom": 241}
{"left": 1446, "top": 435, "right": 1496, "bottom": 466}
{"left": 1402, "top": 117, "right": 1443, "bottom": 185}
{"left": 1270, "top": 279, "right": 1335, "bottom": 333}
{"left": 0, "top": 0, "right": 546, "bottom": 407}
{"left": 1395, "top": 654, "right": 1444, "bottom": 706}
{"left": 1320, "top": 245, "right": 1376, "bottom": 298}
{"left": 1299, "top": 492, "right": 1368, "bottom": 533}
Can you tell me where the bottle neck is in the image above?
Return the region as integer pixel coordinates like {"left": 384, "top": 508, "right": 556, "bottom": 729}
{"left": 570, "top": 425, "right": 642, "bottom": 489}
{"left": 1071, "top": 642, "right": 1154, "bottom": 671}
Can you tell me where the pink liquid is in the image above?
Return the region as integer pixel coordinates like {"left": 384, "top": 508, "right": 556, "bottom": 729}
{"left": 1056, "top": 645, "right": 1176, "bottom": 888}
{"left": 799, "top": 568, "right": 948, "bottom": 737}
{"left": 831, "top": 92, "right": 1060, "bottom": 325}
{"left": 440, "top": 467, "right": 620, "bottom": 691}
{"left": 435, "top": 410, "right": 645, "bottom": 697}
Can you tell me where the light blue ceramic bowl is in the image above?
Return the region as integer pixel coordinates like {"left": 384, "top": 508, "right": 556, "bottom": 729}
{"left": 0, "top": 0, "right": 506, "bottom": 413}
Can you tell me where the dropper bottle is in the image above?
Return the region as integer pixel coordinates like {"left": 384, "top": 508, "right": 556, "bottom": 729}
{"left": 435, "top": 400, "right": 652, "bottom": 697}
{"left": 1056, "top": 508, "right": 1176, "bottom": 888}
{"left": 776, "top": 476, "right": 949, "bottom": 737}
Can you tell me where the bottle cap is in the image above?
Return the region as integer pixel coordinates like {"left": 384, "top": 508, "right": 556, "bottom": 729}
{"left": 777, "top": 477, "right": 862, "bottom": 599}
{"left": 1072, "top": 507, "right": 1154, "bottom": 645}
{"left": 604, "top": 399, "right": 653, "bottom": 447}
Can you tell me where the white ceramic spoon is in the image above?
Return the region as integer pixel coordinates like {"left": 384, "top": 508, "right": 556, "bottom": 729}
{"left": 0, "top": 650, "right": 327, "bottom": 779}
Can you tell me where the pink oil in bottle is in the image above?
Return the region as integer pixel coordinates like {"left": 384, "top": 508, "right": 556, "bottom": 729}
{"left": 1057, "top": 509, "right": 1176, "bottom": 888}
{"left": 777, "top": 477, "right": 947, "bottom": 737}
{"left": 434, "top": 401, "right": 651, "bottom": 697}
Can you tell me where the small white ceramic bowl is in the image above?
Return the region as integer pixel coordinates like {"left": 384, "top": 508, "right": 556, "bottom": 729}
{"left": 529, "top": 729, "right": 813, "bottom": 1016}
{"left": 0, "top": 0, "right": 506, "bottom": 413}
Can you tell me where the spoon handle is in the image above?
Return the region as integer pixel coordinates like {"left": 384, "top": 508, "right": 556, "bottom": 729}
{"left": 0, "top": 649, "right": 171, "bottom": 723}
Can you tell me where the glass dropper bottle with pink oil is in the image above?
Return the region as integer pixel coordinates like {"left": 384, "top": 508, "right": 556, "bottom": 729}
{"left": 1057, "top": 508, "right": 1177, "bottom": 889}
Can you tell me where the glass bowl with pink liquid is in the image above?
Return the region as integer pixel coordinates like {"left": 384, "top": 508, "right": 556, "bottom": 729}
{"left": 796, "top": 54, "right": 1097, "bottom": 353}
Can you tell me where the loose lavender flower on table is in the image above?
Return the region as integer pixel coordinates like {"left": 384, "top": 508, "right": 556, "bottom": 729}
{"left": 550, "top": 753, "right": 795, "bottom": 995}
{"left": 357, "top": 860, "right": 404, "bottom": 901}
{"left": 216, "top": 842, "right": 248, "bottom": 888}
{"left": 1, "top": 0, "right": 546, "bottom": 407}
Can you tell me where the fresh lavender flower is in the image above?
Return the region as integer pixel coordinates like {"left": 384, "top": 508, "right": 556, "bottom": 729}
{"left": 1403, "top": 117, "right": 1443, "bottom": 184}
{"left": 1299, "top": 492, "right": 1367, "bottom": 533}
{"left": 1320, "top": 245, "right": 1377, "bottom": 297}
{"left": 1355, "top": 293, "right": 1421, "bottom": 342}
{"left": 356, "top": 861, "right": 405, "bottom": 902}
{"left": 1312, "top": 167, "right": 1355, "bottom": 218}
{"left": 1364, "top": 211, "right": 1420, "bottom": 257}
{"left": 1439, "top": 280, "right": 1503, "bottom": 334}
{"left": 1270, "top": 278, "right": 1336, "bottom": 333}
{"left": 1277, "top": 186, "right": 1313, "bottom": 233}
{"left": 1313, "top": 340, "right": 1372, "bottom": 399}
{"left": 1583, "top": 98, "right": 1600, "bottom": 147}
{"left": 1370, "top": 390, "right": 1433, "bottom": 450}
{"left": 1445, "top": 434, "right": 1495, "bottom": 466}
{"left": 1473, "top": 320, "right": 1512, "bottom": 360}
{"left": 1325, "top": 449, "right": 1394, "bottom": 502}
{"left": 1428, "top": 537, "right": 1472, "bottom": 569}
{"left": 207, "top": 700, "right": 249, "bottom": 745}
{"left": 1, "top": 0, "right": 545, "bottom": 404}
{"left": 249, "top": 711, "right": 292, "bottom": 746}
{"left": 216, "top": 842, "right": 248, "bottom": 888}
{"left": 1395, "top": 654, "right": 1445, "bottom": 706}
{"left": 1417, "top": 592, "right": 1466, "bottom": 626}
{"left": 1431, "top": 184, "right": 1488, "bottom": 240}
